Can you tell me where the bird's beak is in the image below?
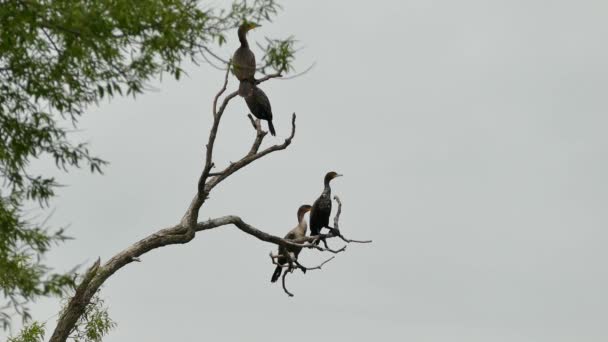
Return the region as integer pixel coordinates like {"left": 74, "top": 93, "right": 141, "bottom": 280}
{"left": 336, "top": 174, "right": 343, "bottom": 178}
{"left": 249, "top": 23, "right": 261, "bottom": 30}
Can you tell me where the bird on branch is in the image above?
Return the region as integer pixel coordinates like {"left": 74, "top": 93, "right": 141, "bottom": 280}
{"left": 232, "top": 21, "right": 259, "bottom": 83}
{"left": 240, "top": 81, "right": 276, "bottom": 136}
{"left": 232, "top": 21, "right": 277, "bottom": 136}
{"left": 271, "top": 204, "right": 312, "bottom": 283}
{"left": 310, "top": 171, "right": 343, "bottom": 243}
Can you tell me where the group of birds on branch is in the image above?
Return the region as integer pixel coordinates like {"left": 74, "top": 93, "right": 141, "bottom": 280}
{"left": 231, "top": 23, "right": 343, "bottom": 283}
{"left": 271, "top": 171, "right": 343, "bottom": 283}
{"left": 232, "top": 21, "right": 276, "bottom": 136}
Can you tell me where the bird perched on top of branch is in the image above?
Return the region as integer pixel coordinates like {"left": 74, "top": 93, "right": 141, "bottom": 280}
{"left": 240, "top": 81, "right": 276, "bottom": 136}
{"left": 310, "top": 172, "right": 342, "bottom": 242}
{"left": 271, "top": 204, "right": 312, "bottom": 283}
{"left": 232, "top": 21, "right": 277, "bottom": 136}
{"left": 232, "top": 21, "right": 259, "bottom": 83}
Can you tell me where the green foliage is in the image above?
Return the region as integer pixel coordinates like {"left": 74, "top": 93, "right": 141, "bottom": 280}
{"left": 0, "top": 0, "right": 295, "bottom": 330}
{"left": 67, "top": 292, "right": 115, "bottom": 342}
{"left": 258, "top": 36, "right": 297, "bottom": 74}
{"left": 6, "top": 292, "right": 114, "bottom": 342}
{"left": 7, "top": 322, "right": 45, "bottom": 342}
{"left": 0, "top": 196, "right": 75, "bottom": 330}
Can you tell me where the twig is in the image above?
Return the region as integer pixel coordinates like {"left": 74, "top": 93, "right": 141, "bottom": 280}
{"left": 212, "top": 61, "right": 231, "bottom": 116}
{"left": 255, "top": 72, "right": 283, "bottom": 84}
{"left": 270, "top": 251, "right": 336, "bottom": 297}
{"left": 338, "top": 235, "right": 373, "bottom": 244}
{"left": 203, "top": 113, "right": 297, "bottom": 193}
{"left": 247, "top": 114, "right": 259, "bottom": 130}
{"left": 247, "top": 114, "right": 266, "bottom": 154}
{"left": 333, "top": 196, "right": 373, "bottom": 244}
{"left": 281, "top": 271, "right": 294, "bottom": 297}
{"left": 279, "top": 62, "right": 316, "bottom": 80}
{"left": 200, "top": 50, "right": 229, "bottom": 71}
{"left": 296, "top": 256, "right": 335, "bottom": 271}
{"left": 269, "top": 253, "right": 335, "bottom": 272}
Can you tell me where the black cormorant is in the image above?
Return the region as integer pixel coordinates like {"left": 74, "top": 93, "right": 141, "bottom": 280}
{"left": 240, "top": 81, "right": 276, "bottom": 136}
{"left": 310, "top": 171, "right": 342, "bottom": 239}
{"left": 271, "top": 204, "right": 312, "bottom": 283}
{"left": 232, "top": 22, "right": 259, "bottom": 82}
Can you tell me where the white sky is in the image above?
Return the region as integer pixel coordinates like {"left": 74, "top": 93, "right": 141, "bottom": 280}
{"left": 5, "top": 0, "right": 608, "bottom": 341}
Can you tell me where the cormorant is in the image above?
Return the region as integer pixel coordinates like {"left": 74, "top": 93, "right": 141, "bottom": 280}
{"left": 232, "top": 21, "right": 259, "bottom": 82}
{"left": 310, "top": 171, "right": 343, "bottom": 240}
{"left": 240, "top": 81, "right": 276, "bottom": 136}
{"left": 271, "top": 204, "right": 312, "bottom": 283}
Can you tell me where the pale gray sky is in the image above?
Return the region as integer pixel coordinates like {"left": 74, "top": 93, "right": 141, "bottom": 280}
{"left": 8, "top": 0, "right": 608, "bottom": 341}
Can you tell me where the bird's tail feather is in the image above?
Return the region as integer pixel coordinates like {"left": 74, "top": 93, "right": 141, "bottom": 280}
{"left": 271, "top": 265, "right": 282, "bottom": 283}
{"left": 268, "top": 121, "right": 276, "bottom": 136}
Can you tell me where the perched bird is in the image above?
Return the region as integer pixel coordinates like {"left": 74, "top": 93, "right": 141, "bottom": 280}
{"left": 232, "top": 21, "right": 259, "bottom": 82}
{"left": 240, "top": 81, "right": 276, "bottom": 136}
{"left": 310, "top": 171, "right": 343, "bottom": 239}
{"left": 271, "top": 204, "right": 312, "bottom": 283}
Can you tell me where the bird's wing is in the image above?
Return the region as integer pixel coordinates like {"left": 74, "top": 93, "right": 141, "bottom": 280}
{"left": 254, "top": 87, "right": 272, "bottom": 118}
{"left": 310, "top": 195, "right": 332, "bottom": 230}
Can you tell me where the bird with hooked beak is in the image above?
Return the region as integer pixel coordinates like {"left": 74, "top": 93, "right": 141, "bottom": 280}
{"left": 309, "top": 171, "right": 343, "bottom": 242}
{"left": 271, "top": 205, "right": 312, "bottom": 283}
{"left": 232, "top": 21, "right": 260, "bottom": 83}
{"left": 232, "top": 21, "right": 277, "bottom": 136}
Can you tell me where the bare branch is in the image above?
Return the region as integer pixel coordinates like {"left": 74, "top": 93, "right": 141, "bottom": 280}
{"left": 247, "top": 115, "right": 267, "bottom": 154}
{"left": 337, "top": 235, "right": 372, "bottom": 244}
{"left": 183, "top": 63, "right": 237, "bottom": 228}
{"left": 270, "top": 251, "right": 335, "bottom": 297}
{"left": 49, "top": 64, "right": 362, "bottom": 341}
{"left": 199, "top": 49, "right": 229, "bottom": 71}
{"left": 333, "top": 196, "right": 373, "bottom": 244}
{"left": 255, "top": 72, "right": 283, "bottom": 84}
{"left": 247, "top": 114, "right": 259, "bottom": 130}
{"left": 298, "top": 256, "right": 335, "bottom": 271}
{"left": 196, "top": 215, "right": 327, "bottom": 251}
{"left": 281, "top": 270, "right": 294, "bottom": 297}
{"left": 212, "top": 62, "right": 231, "bottom": 117}
{"left": 270, "top": 253, "right": 336, "bottom": 272}
{"left": 203, "top": 113, "right": 296, "bottom": 193}
{"left": 50, "top": 54, "right": 295, "bottom": 341}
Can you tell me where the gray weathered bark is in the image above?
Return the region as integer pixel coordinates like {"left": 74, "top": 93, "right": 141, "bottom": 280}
{"left": 48, "top": 64, "right": 298, "bottom": 342}
{"left": 48, "top": 63, "right": 369, "bottom": 342}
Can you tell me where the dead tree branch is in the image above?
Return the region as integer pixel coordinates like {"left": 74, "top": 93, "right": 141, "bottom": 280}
{"left": 195, "top": 215, "right": 344, "bottom": 252}
{"left": 281, "top": 271, "right": 293, "bottom": 297}
{"left": 203, "top": 113, "right": 296, "bottom": 192}
{"left": 49, "top": 55, "right": 370, "bottom": 340}
{"left": 333, "top": 196, "right": 373, "bottom": 244}
{"left": 49, "top": 65, "right": 296, "bottom": 342}
{"left": 270, "top": 251, "right": 336, "bottom": 297}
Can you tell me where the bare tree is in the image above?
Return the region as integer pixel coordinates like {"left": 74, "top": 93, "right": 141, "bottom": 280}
{"left": 48, "top": 63, "right": 371, "bottom": 342}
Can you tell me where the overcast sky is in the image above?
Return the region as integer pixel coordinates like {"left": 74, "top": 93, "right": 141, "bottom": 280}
{"left": 6, "top": 0, "right": 608, "bottom": 341}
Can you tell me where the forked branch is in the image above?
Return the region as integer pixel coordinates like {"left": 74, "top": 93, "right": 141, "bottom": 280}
{"left": 333, "top": 196, "right": 373, "bottom": 244}
{"left": 49, "top": 56, "right": 371, "bottom": 340}
{"left": 49, "top": 66, "right": 297, "bottom": 342}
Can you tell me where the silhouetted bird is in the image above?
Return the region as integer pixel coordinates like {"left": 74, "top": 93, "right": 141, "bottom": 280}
{"left": 240, "top": 81, "right": 276, "bottom": 136}
{"left": 310, "top": 172, "right": 342, "bottom": 241}
{"left": 271, "top": 205, "right": 312, "bottom": 283}
{"left": 232, "top": 21, "right": 259, "bottom": 82}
